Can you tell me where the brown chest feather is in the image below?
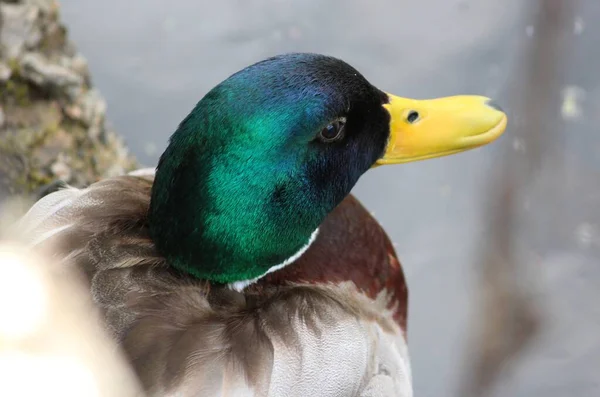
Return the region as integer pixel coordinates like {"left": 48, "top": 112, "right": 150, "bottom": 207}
{"left": 253, "top": 195, "right": 408, "bottom": 331}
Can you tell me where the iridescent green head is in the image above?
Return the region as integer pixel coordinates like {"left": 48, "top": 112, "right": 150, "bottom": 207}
{"left": 148, "top": 53, "right": 507, "bottom": 287}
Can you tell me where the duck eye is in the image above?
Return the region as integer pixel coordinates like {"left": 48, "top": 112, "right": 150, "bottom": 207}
{"left": 318, "top": 118, "right": 346, "bottom": 143}
{"left": 406, "top": 111, "right": 419, "bottom": 124}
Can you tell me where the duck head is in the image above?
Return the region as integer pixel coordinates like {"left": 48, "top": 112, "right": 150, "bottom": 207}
{"left": 148, "top": 53, "right": 507, "bottom": 286}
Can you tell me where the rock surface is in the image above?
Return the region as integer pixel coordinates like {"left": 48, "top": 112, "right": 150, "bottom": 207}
{"left": 0, "top": 0, "right": 136, "bottom": 199}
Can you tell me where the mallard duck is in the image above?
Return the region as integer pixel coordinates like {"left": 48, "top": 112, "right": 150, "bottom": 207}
{"left": 18, "top": 53, "right": 507, "bottom": 397}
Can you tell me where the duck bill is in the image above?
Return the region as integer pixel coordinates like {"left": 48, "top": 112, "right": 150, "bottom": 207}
{"left": 375, "top": 94, "right": 507, "bottom": 166}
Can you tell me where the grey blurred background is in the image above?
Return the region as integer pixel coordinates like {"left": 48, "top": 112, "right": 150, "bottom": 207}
{"left": 59, "top": 1, "right": 600, "bottom": 396}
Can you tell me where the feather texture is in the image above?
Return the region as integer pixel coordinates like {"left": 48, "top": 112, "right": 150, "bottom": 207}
{"left": 18, "top": 170, "right": 412, "bottom": 397}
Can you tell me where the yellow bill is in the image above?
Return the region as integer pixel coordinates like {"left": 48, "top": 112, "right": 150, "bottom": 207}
{"left": 376, "top": 94, "right": 507, "bottom": 165}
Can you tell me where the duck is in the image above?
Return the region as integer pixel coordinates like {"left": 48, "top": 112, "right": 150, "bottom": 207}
{"left": 17, "top": 53, "right": 507, "bottom": 397}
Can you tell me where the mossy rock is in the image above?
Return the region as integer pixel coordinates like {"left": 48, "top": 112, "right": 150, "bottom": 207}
{"left": 0, "top": 0, "right": 137, "bottom": 200}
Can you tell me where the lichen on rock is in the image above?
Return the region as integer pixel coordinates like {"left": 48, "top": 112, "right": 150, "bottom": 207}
{"left": 0, "top": 0, "right": 137, "bottom": 199}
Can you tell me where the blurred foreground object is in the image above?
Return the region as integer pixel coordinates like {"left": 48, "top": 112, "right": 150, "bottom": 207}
{"left": 0, "top": 241, "right": 144, "bottom": 397}
{"left": 459, "top": 1, "right": 577, "bottom": 396}
{"left": 0, "top": 0, "right": 136, "bottom": 199}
